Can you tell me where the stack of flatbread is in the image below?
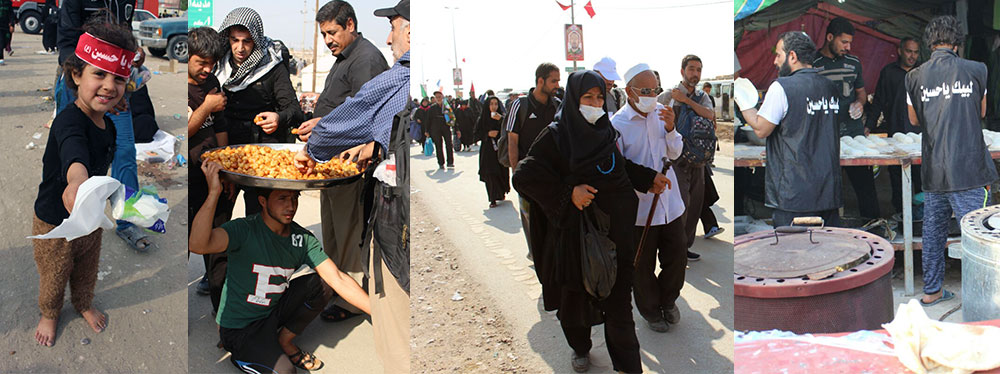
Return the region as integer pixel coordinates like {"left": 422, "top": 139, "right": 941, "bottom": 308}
{"left": 883, "top": 300, "right": 1000, "bottom": 374}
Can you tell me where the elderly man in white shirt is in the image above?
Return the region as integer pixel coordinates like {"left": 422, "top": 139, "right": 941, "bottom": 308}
{"left": 611, "top": 63, "right": 687, "bottom": 333}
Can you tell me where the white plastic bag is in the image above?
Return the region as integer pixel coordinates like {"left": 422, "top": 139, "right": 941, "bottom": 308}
{"left": 135, "top": 130, "right": 177, "bottom": 163}
{"left": 28, "top": 176, "right": 121, "bottom": 241}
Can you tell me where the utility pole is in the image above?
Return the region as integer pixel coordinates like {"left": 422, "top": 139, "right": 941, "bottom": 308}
{"left": 570, "top": 0, "right": 576, "bottom": 70}
{"left": 445, "top": 6, "right": 460, "bottom": 96}
{"left": 311, "top": 0, "right": 319, "bottom": 93}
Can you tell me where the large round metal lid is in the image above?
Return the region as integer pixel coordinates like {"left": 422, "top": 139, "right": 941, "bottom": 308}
{"left": 734, "top": 227, "right": 895, "bottom": 298}
{"left": 735, "top": 229, "right": 871, "bottom": 279}
{"left": 963, "top": 205, "right": 1000, "bottom": 243}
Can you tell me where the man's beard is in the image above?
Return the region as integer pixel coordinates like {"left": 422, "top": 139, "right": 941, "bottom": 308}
{"left": 778, "top": 55, "right": 793, "bottom": 77}
{"left": 685, "top": 75, "right": 700, "bottom": 87}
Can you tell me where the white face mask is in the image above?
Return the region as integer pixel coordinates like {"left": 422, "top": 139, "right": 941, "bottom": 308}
{"left": 579, "top": 104, "right": 605, "bottom": 124}
{"left": 635, "top": 96, "right": 658, "bottom": 113}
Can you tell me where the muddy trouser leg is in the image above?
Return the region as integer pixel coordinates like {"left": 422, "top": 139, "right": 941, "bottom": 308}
{"left": 922, "top": 187, "right": 990, "bottom": 295}
{"left": 68, "top": 228, "right": 103, "bottom": 313}
{"left": 320, "top": 180, "right": 366, "bottom": 314}
{"left": 33, "top": 215, "right": 73, "bottom": 319}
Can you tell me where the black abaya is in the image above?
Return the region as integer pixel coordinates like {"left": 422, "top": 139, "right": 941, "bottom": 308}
{"left": 476, "top": 98, "right": 510, "bottom": 202}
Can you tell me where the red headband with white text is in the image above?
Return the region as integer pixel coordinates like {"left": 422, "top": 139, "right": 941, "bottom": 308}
{"left": 75, "top": 33, "right": 135, "bottom": 78}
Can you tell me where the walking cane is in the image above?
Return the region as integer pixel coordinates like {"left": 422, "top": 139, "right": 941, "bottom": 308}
{"left": 634, "top": 157, "right": 672, "bottom": 267}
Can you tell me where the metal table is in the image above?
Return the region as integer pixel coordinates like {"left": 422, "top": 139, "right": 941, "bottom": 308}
{"left": 735, "top": 144, "right": 1000, "bottom": 295}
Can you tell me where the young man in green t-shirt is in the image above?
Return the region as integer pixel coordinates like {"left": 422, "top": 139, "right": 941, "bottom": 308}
{"left": 190, "top": 161, "right": 371, "bottom": 373}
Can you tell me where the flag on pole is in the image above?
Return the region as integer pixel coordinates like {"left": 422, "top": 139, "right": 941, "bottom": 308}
{"left": 555, "top": 0, "right": 571, "bottom": 11}
{"left": 420, "top": 84, "right": 427, "bottom": 98}
{"left": 470, "top": 81, "right": 475, "bottom": 94}
{"left": 584, "top": 1, "right": 596, "bottom": 17}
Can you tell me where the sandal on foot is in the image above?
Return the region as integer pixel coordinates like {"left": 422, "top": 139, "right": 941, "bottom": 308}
{"left": 289, "top": 349, "right": 324, "bottom": 371}
{"left": 116, "top": 224, "right": 151, "bottom": 252}
{"left": 320, "top": 304, "right": 360, "bottom": 323}
{"left": 920, "top": 289, "right": 955, "bottom": 307}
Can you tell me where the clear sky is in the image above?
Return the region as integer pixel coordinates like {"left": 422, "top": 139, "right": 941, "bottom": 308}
{"left": 210, "top": 0, "right": 398, "bottom": 53}
{"left": 412, "top": 0, "right": 733, "bottom": 98}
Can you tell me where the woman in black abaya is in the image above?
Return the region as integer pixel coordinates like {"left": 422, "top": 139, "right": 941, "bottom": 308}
{"left": 512, "top": 70, "right": 664, "bottom": 373}
{"left": 476, "top": 96, "right": 510, "bottom": 208}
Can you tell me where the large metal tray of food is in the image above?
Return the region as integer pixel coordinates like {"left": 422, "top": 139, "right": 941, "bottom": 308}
{"left": 200, "top": 143, "right": 364, "bottom": 190}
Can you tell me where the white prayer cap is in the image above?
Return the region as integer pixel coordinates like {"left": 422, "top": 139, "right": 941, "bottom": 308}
{"left": 624, "top": 63, "right": 651, "bottom": 85}
{"left": 593, "top": 57, "right": 621, "bottom": 81}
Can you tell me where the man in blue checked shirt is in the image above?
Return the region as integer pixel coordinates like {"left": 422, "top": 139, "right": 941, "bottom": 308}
{"left": 293, "top": 1, "right": 410, "bottom": 372}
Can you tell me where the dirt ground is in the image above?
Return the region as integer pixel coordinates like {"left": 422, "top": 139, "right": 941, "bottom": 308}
{"left": 0, "top": 32, "right": 189, "bottom": 372}
{"left": 409, "top": 196, "right": 547, "bottom": 373}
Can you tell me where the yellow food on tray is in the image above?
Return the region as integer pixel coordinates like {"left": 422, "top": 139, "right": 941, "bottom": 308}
{"left": 201, "top": 145, "right": 361, "bottom": 180}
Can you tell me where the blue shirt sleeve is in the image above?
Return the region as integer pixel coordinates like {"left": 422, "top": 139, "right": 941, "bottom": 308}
{"left": 306, "top": 52, "right": 410, "bottom": 162}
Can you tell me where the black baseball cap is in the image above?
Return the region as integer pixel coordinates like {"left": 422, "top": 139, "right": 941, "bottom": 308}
{"left": 374, "top": 0, "right": 409, "bottom": 21}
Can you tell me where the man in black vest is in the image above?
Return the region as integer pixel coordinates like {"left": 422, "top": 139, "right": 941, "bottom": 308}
{"left": 740, "top": 31, "right": 842, "bottom": 227}
{"left": 905, "top": 16, "right": 996, "bottom": 306}
{"left": 814, "top": 17, "right": 880, "bottom": 221}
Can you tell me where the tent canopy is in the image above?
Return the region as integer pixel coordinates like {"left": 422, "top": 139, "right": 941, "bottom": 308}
{"left": 735, "top": 0, "right": 948, "bottom": 90}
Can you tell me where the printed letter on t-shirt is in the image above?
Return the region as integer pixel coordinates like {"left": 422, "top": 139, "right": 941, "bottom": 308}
{"left": 247, "top": 264, "right": 296, "bottom": 306}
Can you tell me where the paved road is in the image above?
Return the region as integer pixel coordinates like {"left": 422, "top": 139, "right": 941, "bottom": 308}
{"left": 0, "top": 32, "right": 188, "bottom": 372}
{"left": 411, "top": 140, "right": 735, "bottom": 373}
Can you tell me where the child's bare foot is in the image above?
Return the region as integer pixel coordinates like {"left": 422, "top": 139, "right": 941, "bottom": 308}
{"left": 81, "top": 308, "right": 106, "bottom": 333}
{"left": 35, "top": 317, "right": 57, "bottom": 346}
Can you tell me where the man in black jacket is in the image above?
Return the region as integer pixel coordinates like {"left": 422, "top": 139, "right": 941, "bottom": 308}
{"left": 215, "top": 7, "right": 304, "bottom": 215}
{"left": 425, "top": 91, "right": 454, "bottom": 168}
{"left": 869, "top": 37, "right": 922, "bottom": 215}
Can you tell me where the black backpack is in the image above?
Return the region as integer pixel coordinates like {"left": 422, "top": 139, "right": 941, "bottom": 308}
{"left": 674, "top": 91, "right": 717, "bottom": 166}
{"left": 496, "top": 97, "right": 531, "bottom": 168}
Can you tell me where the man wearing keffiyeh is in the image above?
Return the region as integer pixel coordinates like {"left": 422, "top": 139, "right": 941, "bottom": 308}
{"left": 293, "top": 1, "right": 410, "bottom": 372}
{"left": 215, "top": 7, "right": 304, "bottom": 219}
